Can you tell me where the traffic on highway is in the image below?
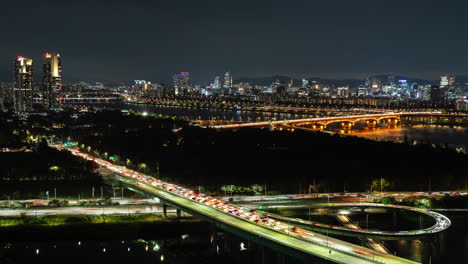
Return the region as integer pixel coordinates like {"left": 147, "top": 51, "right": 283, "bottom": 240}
{"left": 254, "top": 202, "right": 451, "bottom": 238}
{"left": 64, "top": 147, "right": 420, "bottom": 264}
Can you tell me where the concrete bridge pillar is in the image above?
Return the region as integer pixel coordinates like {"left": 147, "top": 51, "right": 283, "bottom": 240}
{"left": 340, "top": 122, "right": 353, "bottom": 130}
{"left": 268, "top": 123, "right": 275, "bottom": 131}
{"left": 387, "top": 118, "right": 400, "bottom": 126}
{"left": 176, "top": 208, "right": 181, "bottom": 218}
{"left": 208, "top": 223, "right": 219, "bottom": 255}
{"left": 162, "top": 203, "right": 167, "bottom": 217}
{"left": 392, "top": 210, "right": 398, "bottom": 226}
{"left": 312, "top": 124, "right": 325, "bottom": 130}
{"left": 365, "top": 120, "right": 377, "bottom": 128}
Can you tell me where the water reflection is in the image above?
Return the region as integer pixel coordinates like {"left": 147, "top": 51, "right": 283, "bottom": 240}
{"left": 94, "top": 103, "right": 318, "bottom": 123}
{"left": 0, "top": 233, "right": 307, "bottom": 264}
{"left": 348, "top": 125, "right": 468, "bottom": 151}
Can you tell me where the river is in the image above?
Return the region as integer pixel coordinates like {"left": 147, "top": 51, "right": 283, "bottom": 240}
{"left": 106, "top": 103, "right": 468, "bottom": 151}
{"left": 347, "top": 125, "right": 468, "bottom": 151}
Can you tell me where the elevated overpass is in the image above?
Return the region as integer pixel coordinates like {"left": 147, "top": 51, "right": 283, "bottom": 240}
{"left": 62, "top": 147, "right": 421, "bottom": 264}
{"left": 254, "top": 203, "right": 450, "bottom": 240}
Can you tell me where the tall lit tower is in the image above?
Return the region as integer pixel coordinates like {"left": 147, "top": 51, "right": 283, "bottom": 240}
{"left": 13, "top": 56, "right": 33, "bottom": 113}
{"left": 213, "top": 76, "right": 221, "bottom": 89}
{"left": 440, "top": 74, "right": 455, "bottom": 88}
{"left": 223, "top": 71, "right": 232, "bottom": 94}
{"left": 173, "top": 72, "right": 190, "bottom": 95}
{"left": 387, "top": 74, "right": 395, "bottom": 87}
{"left": 42, "top": 52, "right": 62, "bottom": 109}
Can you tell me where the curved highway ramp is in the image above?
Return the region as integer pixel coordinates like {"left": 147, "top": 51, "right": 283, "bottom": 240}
{"left": 64, "top": 147, "right": 421, "bottom": 264}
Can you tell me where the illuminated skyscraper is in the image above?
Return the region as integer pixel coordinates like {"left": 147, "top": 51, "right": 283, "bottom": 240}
{"left": 0, "top": 82, "right": 5, "bottom": 111}
{"left": 212, "top": 76, "right": 221, "bottom": 89}
{"left": 42, "top": 52, "right": 62, "bottom": 109}
{"left": 13, "top": 56, "right": 33, "bottom": 112}
{"left": 387, "top": 74, "right": 395, "bottom": 87}
{"left": 133, "top": 80, "right": 153, "bottom": 97}
{"left": 440, "top": 74, "right": 455, "bottom": 88}
{"left": 430, "top": 85, "right": 446, "bottom": 105}
{"left": 223, "top": 71, "right": 232, "bottom": 93}
{"left": 173, "top": 72, "right": 190, "bottom": 95}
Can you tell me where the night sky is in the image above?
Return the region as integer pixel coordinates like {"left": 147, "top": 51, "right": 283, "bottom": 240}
{"left": 1, "top": 0, "right": 468, "bottom": 84}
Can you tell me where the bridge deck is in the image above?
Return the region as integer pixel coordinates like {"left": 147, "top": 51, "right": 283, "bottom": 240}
{"left": 211, "top": 112, "right": 468, "bottom": 129}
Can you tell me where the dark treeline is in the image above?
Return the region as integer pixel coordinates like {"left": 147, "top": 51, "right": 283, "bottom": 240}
{"left": 72, "top": 111, "right": 468, "bottom": 194}
{"left": 0, "top": 147, "right": 101, "bottom": 199}
{"left": 2, "top": 110, "right": 467, "bottom": 195}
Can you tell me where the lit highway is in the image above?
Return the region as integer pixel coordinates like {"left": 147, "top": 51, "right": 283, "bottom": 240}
{"left": 0, "top": 205, "right": 178, "bottom": 217}
{"left": 248, "top": 203, "right": 451, "bottom": 238}
{"left": 62, "top": 147, "right": 420, "bottom": 264}
{"left": 336, "top": 214, "right": 390, "bottom": 254}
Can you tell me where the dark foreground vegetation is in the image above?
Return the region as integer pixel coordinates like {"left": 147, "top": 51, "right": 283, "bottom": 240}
{"left": 379, "top": 194, "right": 468, "bottom": 209}
{"left": 2, "top": 110, "right": 468, "bottom": 195}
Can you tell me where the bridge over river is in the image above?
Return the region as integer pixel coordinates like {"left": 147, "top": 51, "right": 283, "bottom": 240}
{"left": 208, "top": 112, "right": 468, "bottom": 130}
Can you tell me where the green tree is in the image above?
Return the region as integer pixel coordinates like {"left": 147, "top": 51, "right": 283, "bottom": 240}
{"left": 414, "top": 198, "right": 433, "bottom": 209}
{"left": 220, "top": 185, "right": 236, "bottom": 196}
{"left": 251, "top": 184, "right": 264, "bottom": 195}
{"left": 371, "top": 178, "right": 392, "bottom": 192}
{"left": 380, "top": 196, "right": 396, "bottom": 205}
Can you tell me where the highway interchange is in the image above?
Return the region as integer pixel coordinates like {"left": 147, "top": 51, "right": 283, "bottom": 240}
{"left": 61, "top": 147, "right": 423, "bottom": 264}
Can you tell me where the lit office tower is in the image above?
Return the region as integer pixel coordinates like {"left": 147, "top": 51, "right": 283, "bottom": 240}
{"left": 387, "top": 74, "right": 395, "bottom": 87}
{"left": 0, "top": 82, "right": 5, "bottom": 111}
{"left": 223, "top": 71, "right": 232, "bottom": 92}
{"left": 13, "top": 56, "right": 33, "bottom": 112}
{"left": 42, "top": 52, "right": 62, "bottom": 109}
{"left": 430, "top": 85, "right": 446, "bottom": 105}
{"left": 212, "top": 76, "right": 221, "bottom": 89}
{"left": 440, "top": 74, "right": 455, "bottom": 88}
{"left": 173, "top": 72, "right": 190, "bottom": 95}
{"left": 302, "top": 79, "right": 309, "bottom": 89}
{"left": 133, "top": 80, "right": 153, "bottom": 97}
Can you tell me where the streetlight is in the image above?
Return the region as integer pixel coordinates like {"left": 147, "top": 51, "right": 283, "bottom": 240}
{"left": 380, "top": 177, "right": 383, "bottom": 197}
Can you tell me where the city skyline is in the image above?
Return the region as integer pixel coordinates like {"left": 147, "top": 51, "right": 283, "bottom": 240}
{"left": 1, "top": 1, "right": 468, "bottom": 264}
{"left": 1, "top": 53, "right": 465, "bottom": 85}
{"left": 2, "top": 0, "right": 468, "bottom": 83}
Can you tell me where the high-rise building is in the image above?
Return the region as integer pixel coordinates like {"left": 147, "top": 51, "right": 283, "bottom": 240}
{"left": 133, "top": 80, "right": 153, "bottom": 97}
{"left": 212, "top": 76, "right": 221, "bottom": 89}
{"left": 223, "top": 71, "right": 232, "bottom": 93}
{"left": 387, "top": 74, "right": 395, "bottom": 87}
{"left": 370, "top": 78, "right": 382, "bottom": 94}
{"left": 13, "top": 56, "right": 33, "bottom": 112}
{"left": 301, "top": 79, "right": 309, "bottom": 89}
{"left": 398, "top": 80, "right": 409, "bottom": 94}
{"left": 430, "top": 85, "right": 446, "bottom": 105}
{"left": 337, "top": 86, "right": 349, "bottom": 97}
{"left": 357, "top": 86, "right": 367, "bottom": 96}
{"left": 42, "top": 52, "right": 62, "bottom": 109}
{"left": 173, "top": 72, "right": 190, "bottom": 95}
{"left": 440, "top": 74, "right": 455, "bottom": 88}
{"left": 0, "top": 82, "right": 5, "bottom": 111}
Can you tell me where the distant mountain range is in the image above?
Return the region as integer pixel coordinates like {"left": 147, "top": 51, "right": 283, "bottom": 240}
{"left": 235, "top": 74, "right": 468, "bottom": 87}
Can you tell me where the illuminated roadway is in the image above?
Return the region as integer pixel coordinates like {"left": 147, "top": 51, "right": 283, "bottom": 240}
{"left": 251, "top": 203, "right": 450, "bottom": 240}
{"left": 61, "top": 147, "right": 420, "bottom": 264}
{"left": 0, "top": 205, "right": 179, "bottom": 217}
{"left": 211, "top": 112, "right": 468, "bottom": 129}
